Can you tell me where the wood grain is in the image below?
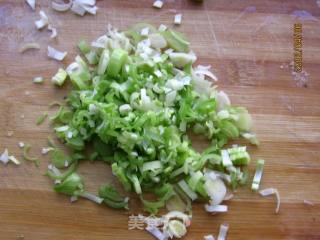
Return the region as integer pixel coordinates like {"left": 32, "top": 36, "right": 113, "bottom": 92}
{"left": 0, "top": 0, "right": 320, "bottom": 239}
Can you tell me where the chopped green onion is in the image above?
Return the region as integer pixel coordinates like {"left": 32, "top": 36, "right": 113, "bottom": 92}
{"left": 33, "top": 76, "right": 44, "bottom": 84}
{"left": 85, "top": 51, "right": 98, "bottom": 65}
{"left": 227, "top": 146, "right": 251, "bottom": 165}
{"left": 23, "top": 144, "right": 40, "bottom": 167}
{"left": 50, "top": 148, "right": 73, "bottom": 168}
{"left": 161, "top": 29, "right": 189, "bottom": 52}
{"left": 78, "top": 40, "right": 91, "bottom": 55}
{"left": 54, "top": 172, "right": 84, "bottom": 196}
{"left": 107, "top": 48, "right": 128, "bottom": 77}
{"left": 49, "top": 101, "right": 64, "bottom": 108}
{"left": 167, "top": 220, "right": 187, "bottom": 238}
{"left": 242, "top": 132, "right": 260, "bottom": 145}
{"left": 36, "top": 113, "right": 48, "bottom": 125}
{"left": 52, "top": 68, "right": 67, "bottom": 86}
{"left": 99, "top": 184, "right": 129, "bottom": 209}
{"left": 177, "top": 180, "right": 198, "bottom": 201}
{"left": 97, "top": 49, "right": 110, "bottom": 75}
{"left": 9, "top": 155, "right": 21, "bottom": 165}
{"left": 45, "top": 162, "right": 77, "bottom": 181}
{"left": 45, "top": 23, "right": 259, "bottom": 219}
{"left": 252, "top": 159, "right": 265, "bottom": 191}
{"left": 204, "top": 178, "right": 226, "bottom": 205}
{"left": 166, "top": 194, "right": 187, "bottom": 212}
{"left": 259, "top": 188, "right": 280, "bottom": 214}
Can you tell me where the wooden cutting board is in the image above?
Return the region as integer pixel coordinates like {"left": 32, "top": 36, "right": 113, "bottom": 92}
{"left": 0, "top": 0, "right": 319, "bottom": 239}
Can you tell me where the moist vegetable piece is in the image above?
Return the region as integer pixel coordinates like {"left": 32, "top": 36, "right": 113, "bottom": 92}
{"left": 47, "top": 24, "right": 257, "bottom": 217}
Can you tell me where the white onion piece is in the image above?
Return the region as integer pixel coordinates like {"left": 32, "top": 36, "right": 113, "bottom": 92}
{"left": 33, "top": 76, "right": 44, "bottom": 84}
{"left": 169, "top": 52, "right": 197, "bottom": 68}
{"left": 35, "top": 10, "right": 49, "bottom": 30}
{"left": 8, "top": 156, "right": 20, "bottom": 165}
{"left": 221, "top": 150, "right": 232, "bottom": 167}
{"left": 91, "top": 35, "right": 108, "bottom": 48}
{"left": 54, "top": 179, "right": 61, "bottom": 184}
{"left": 47, "top": 46, "right": 67, "bottom": 61}
{"left": 259, "top": 188, "right": 280, "bottom": 214}
{"left": 204, "top": 235, "right": 215, "bottom": 240}
{"left": 51, "top": 0, "right": 72, "bottom": 12}
{"left": 19, "top": 42, "right": 40, "bottom": 53}
{"left": 158, "top": 24, "right": 167, "bottom": 32}
{"left": 48, "top": 164, "right": 62, "bottom": 176}
{"left": 205, "top": 204, "right": 228, "bottom": 213}
{"left": 146, "top": 226, "right": 168, "bottom": 240}
{"left": 204, "top": 171, "right": 218, "bottom": 181}
{"left": 119, "top": 104, "right": 132, "bottom": 115}
{"left": 194, "top": 65, "right": 218, "bottom": 81}
{"left": 141, "top": 27, "right": 149, "bottom": 36}
{"left": 25, "top": 0, "right": 36, "bottom": 10}
{"left": 80, "top": 192, "right": 104, "bottom": 204}
{"left": 252, "top": 159, "right": 264, "bottom": 191}
{"left": 165, "top": 90, "right": 177, "bottom": 106}
{"left": 165, "top": 48, "right": 174, "bottom": 54}
{"left": 217, "top": 223, "right": 229, "bottom": 240}
{"left": 174, "top": 14, "right": 182, "bottom": 25}
{"left": 153, "top": 0, "right": 164, "bottom": 9}
{"left": 18, "top": 142, "right": 25, "bottom": 148}
{"left": 204, "top": 169, "right": 231, "bottom": 183}
{"left": 166, "top": 79, "right": 182, "bottom": 91}
{"left": 76, "top": 0, "right": 96, "bottom": 5}
{"left": 0, "top": 149, "right": 9, "bottom": 164}
{"left": 48, "top": 25, "right": 57, "bottom": 39}
{"left": 71, "top": 1, "right": 86, "bottom": 16}
{"left": 140, "top": 88, "right": 157, "bottom": 111}
{"left": 82, "top": 4, "right": 98, "bottom": 15}
{"left": 178, "top": 180, "right": 198, "bottom": 201}
{"left": 192, "top": 73, "right": 212, "bottom": 96}
{"left": 216, "top": 91, "right": 231, "bottom": 111}
{"left": 204, "top": 178, "right": 226, "bottom": 205}
{"left": 217, "top": 110, "right": 229, "bottom": 119}
{"left": 154, "top": 70, "right": 163, "bottom": 78}
{"left": 223, "top": 193, "right": 234, "bottom": 201}
{"left": 163, "top": 211, "right": 191, "bottom": 226}
{"left": 303, "top": 200, "right": 314, "bottom": 206}
{"left": 41, "top": 147, "right": 53, "bottom": 155}
{"left": 70, "top": 195, "right": 78, "bottom": 202}
{"left": 9, "top": 156, "right": 21, "bottom": 165}
{"left": 167, "top": 220, "right": 187, "bottom": 239}
{"left": 241, "top": 132, "right": 259, "bottom": 145}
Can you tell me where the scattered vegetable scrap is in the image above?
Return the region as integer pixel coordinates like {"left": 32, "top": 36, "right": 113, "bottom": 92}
{"left": 23, "top": 144, "right": 40, "bottom": 167}
{"left": 259, "top": 188, "right": 281, "bottom": 214}
{"left": 174, "top": 14, "right": 182, "bottom": 25}
{"left": 217, "top": 223, "right": 229, "bottom": 240}
{"left": 0, "top": 148, "right": 20, "bottom": 165}
{"left": 153, "top": 0, "right": 164, "bottom": 9}
{"left": 47, "top": 46, "right": 67, "bottom": 61}
{"left": 33, "top": 76, "right": 44, "bottom": 84}
{"left": 251, "top": 159, "right": 264, "bottom": 191}
{"left": 36, "top": 113, "right": 48, "bottom": 125}
{"left": 25, "top": 0, "right": 36, "bottom": 11}
{"left": 19, "top": 42, "right": 40, "bottom": 53}
{"left": 35, "top": 10, "right": 49, "bottom": 29}
{"left": 51, "top": 0, "right": 98, "bottom": 16}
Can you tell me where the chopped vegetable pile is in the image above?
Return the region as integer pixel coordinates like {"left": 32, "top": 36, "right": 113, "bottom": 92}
{"left": 44, "top": 23, "right": 260, "bottom": 238}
